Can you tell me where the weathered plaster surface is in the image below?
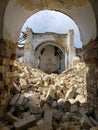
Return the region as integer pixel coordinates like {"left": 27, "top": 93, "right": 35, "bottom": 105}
{"left": 32, "top": 33, "right": 67, "bottom": 50}
{"left": 18, "top": 0, "right": 89, "bottom": 10}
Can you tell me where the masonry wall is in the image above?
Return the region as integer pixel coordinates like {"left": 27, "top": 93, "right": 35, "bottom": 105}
{"left": 23, "top": 29, "right": 76, "bottom": 72}
{"left": 0, "top": 40, "right": 17, "bottom": 118}
{"left": 83, "top": 40, "right": 98, "bottom": 120}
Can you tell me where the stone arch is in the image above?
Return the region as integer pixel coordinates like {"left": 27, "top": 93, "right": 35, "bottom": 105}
{"left": 35, "top": 40, "right": 65, "bottom": 54}
{"left": 35, "top": 41, "right": 65, "bottom": 73}
{"left": 3, "top": 0, "right": 96, "bottom": 46}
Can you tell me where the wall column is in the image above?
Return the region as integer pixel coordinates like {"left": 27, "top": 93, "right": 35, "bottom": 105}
{"left": 24, "top": 27, "right": 38, "bottom": 68}
{"left": 67, "top": 30, "right": 76, "bottom": 69}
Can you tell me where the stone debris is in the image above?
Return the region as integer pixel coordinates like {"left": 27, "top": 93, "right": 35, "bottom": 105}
{"left": 9, "top": 93, "right": 20, "bottom": 105}
{"left": 80, "top": 114, "right": 93, "bottom": 129}
{"left": 1, "top": 60, "right": 98, "bottom": 130}
{"left": 90, "top": 126, "right": 98, "bottom": 130}
{"left": 14, "top": 115, "right": 36, "bottom": 130}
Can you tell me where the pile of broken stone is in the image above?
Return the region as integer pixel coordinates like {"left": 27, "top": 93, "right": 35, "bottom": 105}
{"left": 1, "top": 60, "right": 98, "bottom": 130}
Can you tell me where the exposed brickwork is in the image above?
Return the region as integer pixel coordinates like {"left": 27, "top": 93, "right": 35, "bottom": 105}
{"left": 0, "top": 40, "right": 17, "bottom": 118}
{"left": 83, "top": 40, "right": 98, "bottom": 120}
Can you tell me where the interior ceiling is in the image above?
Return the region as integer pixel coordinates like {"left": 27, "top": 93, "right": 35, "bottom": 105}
{"left": 0, "top": 0, "right": 98, "bottom": 45}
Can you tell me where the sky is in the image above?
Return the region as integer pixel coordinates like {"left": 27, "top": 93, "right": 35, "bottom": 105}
{"left": 21, "top": 10, "right": 82, "bottom": 48}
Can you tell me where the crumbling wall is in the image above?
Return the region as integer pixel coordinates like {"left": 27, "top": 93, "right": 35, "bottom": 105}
{"left": 0, "top": 40, "right": 17, "bottom": 118}
{"left": 23, "top": 28, "right": 75, "bottom": 72}
{"left": 1, "top": 40, "right": 98, "bottom": 129}
{"left": 83, "top": 39, "right": 98, "bottom": 120}
{"left": 66, "top": 30, "right": 76, "bottom": 69}
{"left": 24, "top": 28, "right": 38, "bottom": 68}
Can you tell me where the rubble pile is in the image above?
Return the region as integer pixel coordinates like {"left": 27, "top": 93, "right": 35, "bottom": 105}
{"left": 1, "top": 61, "right": 98, "bottom": 130}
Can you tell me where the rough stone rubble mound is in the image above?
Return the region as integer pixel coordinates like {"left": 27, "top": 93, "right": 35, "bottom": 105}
{"left": 1, "top": 60, "right": 98, "bottom": 130}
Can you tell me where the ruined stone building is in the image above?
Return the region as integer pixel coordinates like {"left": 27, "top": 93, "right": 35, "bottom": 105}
{"left": 18, "top": 27, "right": 76, "bottom": 73}
{"left": 0, "top": 0, "right": 98, "bottom": 126}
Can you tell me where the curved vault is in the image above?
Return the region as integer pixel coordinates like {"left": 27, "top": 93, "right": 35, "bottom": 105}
{"left": 35, "top": 41, "right": 65, "bottom": 54}
{"left": 3, "top": 0, "right": 96, "bottom": 46}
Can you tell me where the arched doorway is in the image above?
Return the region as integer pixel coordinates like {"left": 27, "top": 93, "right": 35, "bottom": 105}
{"left": 35, "top": 44, "right": 65, "bottom": 73}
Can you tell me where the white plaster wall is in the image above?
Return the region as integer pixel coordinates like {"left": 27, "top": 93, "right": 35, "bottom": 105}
{"left": 33, "top": 33, "right": 66, "bottom": 50}
{"left": 3, "top": 0, "right": 96, "bottom": 46}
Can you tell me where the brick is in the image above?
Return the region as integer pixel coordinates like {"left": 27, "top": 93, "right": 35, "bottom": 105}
{"left": 5, "top": 72, "right": 13, "bottom": 78}
{"left": 3, "top": 58, "right": 9, "bottom": 65}
{"left": 0, "top": 66, "right": 9, "bottom": 73}
{"left": 4, "top": 78, "right": 11, "bottom": 85}
{"left": 9, "top": 59, "right": 15, "bottom": 65}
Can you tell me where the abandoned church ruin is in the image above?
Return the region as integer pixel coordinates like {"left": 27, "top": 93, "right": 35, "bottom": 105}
{"left": 17, "top": 27, "right": 76, "bottom": 73}
{"left": 0, "top": 0, "right": 98, "bottom": 130}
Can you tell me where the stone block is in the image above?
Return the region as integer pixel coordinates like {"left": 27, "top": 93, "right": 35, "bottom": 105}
{"left": 13, "top": 82, "right": 21, "bottom": 93}
{"left": 28, "top": 121, "right": 52, "bottom": 130}
{"left": 44, "top": 110, "right": 53, "bottom": 130}
{"left": 70, "top": 104, "right": 78, "bottom": 113}
{"left": 57, "top": 98, "right": 66, "bottom": 109}
{"left": 65, "top": 87, "right": 77, "bottom": 100}
{"left": 14, "top": 115, "right": 36, "bottom": 130}
{"left": 30, "top": 106, "right": 42, "bottom": 114}
{"left": 46, "top": 87, "right": 55, "bottom": 99}
{"left": 9, "top": 59, "right": 15, "bottom": 65}
{"left": 9, "top": 93, "right": 20, "bottom": 105}
{"left": 51, "top": 101, "right": 57, "bottom": 108}
{"left": 3, "top": 58, "right": 9, "bottom": 65}
{"left": 37, "top": 119, "right": 44, "bottom": 125}
{"left": 65, "top": 101, "right": 71, "bottom": 111}
{"left": 42, "top": 103, "right": 51, "bottom": 112}
{"left": 6, "top": 111, "right": 19, "bottom": 123}
{"left": 80, "top": 114, "right": 93, "bottom": 129}
{"left": 53, "top": 109, "right": 63, "bottom": 120}
{"left": 60, "top": 122, "right": 77, "bottom": 130}
{"left": 19, "top": 78, "right": 27, "bottom": 90}
{"left": 16, "top": 94, "right": 24, "bottom": 106}
{"left": 4, "top": 78, "right": 11, "bottom": 85}
{"left": 89, "top": 116, "right": 98, "bottom": 126}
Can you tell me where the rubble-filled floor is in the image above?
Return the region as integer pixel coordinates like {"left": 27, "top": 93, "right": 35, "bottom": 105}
{"left": 1, "top": 61, "right": 98, "bottom": 130}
